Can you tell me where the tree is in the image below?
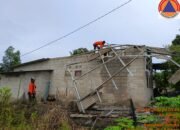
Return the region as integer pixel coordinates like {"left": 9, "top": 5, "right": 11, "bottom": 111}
{"left": 172, "top": 34, "right": 180, "bottom": 46}
{"left": 0, "top": 46, "right": 21, "bottom": 72}
{"left": 70, "top": 48, "right": 89, "bottom": 56}
{"left": 169, "top": 35, "right": 180, "bottom": 68}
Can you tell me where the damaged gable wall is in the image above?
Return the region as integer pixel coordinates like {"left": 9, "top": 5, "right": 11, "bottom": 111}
{"left": 65, "top": 47, "right": 154, "bottom": 107}
{"left": 0, "top": 47, "right": 154, "bottom": 107}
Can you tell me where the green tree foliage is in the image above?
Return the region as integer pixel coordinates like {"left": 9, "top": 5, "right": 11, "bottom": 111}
{"left": 0, "top": 46, "right": 21, "bottom": 72}
{"left": 70, "top": 48, "right": 89, "bottom": 56}
{"left": 154, "top": 96, "right": 180, "bottom": 107}
{"left": 138, "top": 115, "right": 159, "bottom": 124}
{"left": 154, "top": 70, "right": 170, "bottom": 89}
{"left": 172, "top": 34, "right": 180, "bottom": 46}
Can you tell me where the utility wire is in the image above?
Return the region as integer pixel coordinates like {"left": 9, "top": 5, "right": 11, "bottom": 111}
{"left": 21, "top": 0, "right": 132, "bottom": 57}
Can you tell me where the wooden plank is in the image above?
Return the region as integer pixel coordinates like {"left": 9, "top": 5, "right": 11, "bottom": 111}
{"left": 70, "top": 114, "right": 94, "bottom": 118}
{"left": 70, "top": 113, "right": 127, "bottom": 118}
{"left": 44, "top": 81, "right": 51, "bottom": 101}
{"left": 92, "top": 106, "right": 131, "bottom": 111}
{"left": 77, "top": 94, "right": 99, "bottom": 111}
{"left": 81, "top": 96, "right": 97, "bottom": 109}
{"left": 168, "top": 69, "right": 180, "bottom": 84}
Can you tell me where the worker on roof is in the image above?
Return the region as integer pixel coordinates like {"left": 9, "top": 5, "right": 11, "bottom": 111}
{"left": 28, "top": 78, "right": 36, "bottom": 102}
{"left": 93, "top": 41, "right": 106, "bottom": 50}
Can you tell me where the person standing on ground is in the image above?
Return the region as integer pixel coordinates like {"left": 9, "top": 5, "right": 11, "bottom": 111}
{"left": 28, "top": 78, "right": 36, "bottom": 102}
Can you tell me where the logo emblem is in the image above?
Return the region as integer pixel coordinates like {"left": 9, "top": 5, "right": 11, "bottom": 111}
{"left": 158, "top": 0, "right": 180, "bottom": 18}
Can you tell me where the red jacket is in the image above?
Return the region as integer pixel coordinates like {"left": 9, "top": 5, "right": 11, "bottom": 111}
{"left": 28, "top": 82, "right": 36, "bottom": 94}
{"left": 93, "top": 41, "right": 105, "bottom": 48}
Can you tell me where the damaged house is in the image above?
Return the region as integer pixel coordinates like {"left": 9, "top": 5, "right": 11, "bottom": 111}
{"left": 0, "top": 45, "right": 176, "bottom": 113}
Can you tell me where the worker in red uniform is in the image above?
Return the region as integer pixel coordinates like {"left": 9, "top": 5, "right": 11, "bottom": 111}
{"left": 93, "top": 41, "right": 106, "bottom": 50}
{"left": 28, "top": 78, "right": 36, "bottom": 102}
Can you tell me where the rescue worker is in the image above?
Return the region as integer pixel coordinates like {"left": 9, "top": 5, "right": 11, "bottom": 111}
{"left": 28, "top": 78, "right": 36, "bottom": 102}
{"left": 93, "top": 41, "right": 106, "bottom": 50}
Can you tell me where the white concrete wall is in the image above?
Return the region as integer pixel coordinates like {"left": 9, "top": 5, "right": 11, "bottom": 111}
{"left": 0, "top": 71, "right": 51, "bottom": 100}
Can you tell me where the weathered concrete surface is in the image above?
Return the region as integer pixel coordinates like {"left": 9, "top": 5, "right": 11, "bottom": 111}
{"left": 0, "top": 48, "right": 153, "bottom": 107}
{"left": 0, "top": 71, "right": 51, "bottom": 100}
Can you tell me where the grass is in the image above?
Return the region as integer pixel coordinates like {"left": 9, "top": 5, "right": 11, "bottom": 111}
{"left": 0, "top": 87, "right": 88, "bottom": 130}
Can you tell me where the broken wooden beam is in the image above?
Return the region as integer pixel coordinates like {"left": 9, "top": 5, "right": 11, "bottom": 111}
{"left": 168, "top": 69, "right": 180, "bottom": 84}
{"left": 70, "top": 113, "right": 130, "bottom": 118}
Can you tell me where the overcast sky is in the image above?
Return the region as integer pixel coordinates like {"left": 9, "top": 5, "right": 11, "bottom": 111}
{"left": 0, "top": 0, "right": 179, "bottom": 63}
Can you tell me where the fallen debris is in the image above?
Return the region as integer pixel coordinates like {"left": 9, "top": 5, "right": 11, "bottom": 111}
{"left": 168, "top": 69, "right": 180, "bottom": 84}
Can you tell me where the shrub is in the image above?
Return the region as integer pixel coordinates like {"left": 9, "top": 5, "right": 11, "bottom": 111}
{"left": 0, "top": 87, "right": 13, "bottom": 127}
{"left": 0, "top": 87, "right": 31, "bottom": 128}
{"left": 104, "top": 117, "right": 134, "bottom": 130}
{"left": 137, "top": 115, "right": 160, "bottom": 124}
{"left": 154, "top": 96, "right": 180, "bottom": 107}
{"left": 0, "top": 87, "right": 11, "bottom": 106}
